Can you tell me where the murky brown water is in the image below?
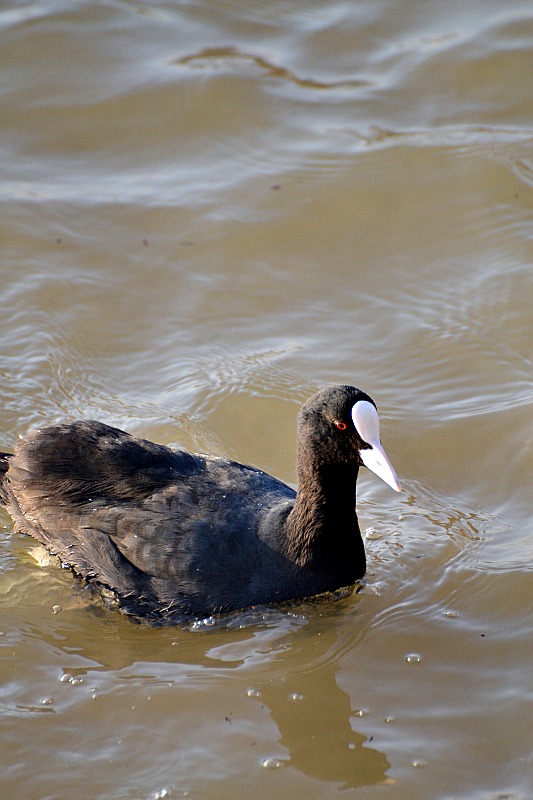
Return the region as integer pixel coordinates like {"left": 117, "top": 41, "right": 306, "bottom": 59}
{"left": 1, "top": 1, "right": 533, "bottom": 798}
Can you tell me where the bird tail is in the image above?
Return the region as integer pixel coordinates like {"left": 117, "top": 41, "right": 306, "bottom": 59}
{"left": 0, "top": 452, "right": 12, "bottom": 504}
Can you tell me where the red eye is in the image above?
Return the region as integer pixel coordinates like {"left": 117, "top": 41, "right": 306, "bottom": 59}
{"left": 334, "top": 420, "right": 347, "bottom": 431}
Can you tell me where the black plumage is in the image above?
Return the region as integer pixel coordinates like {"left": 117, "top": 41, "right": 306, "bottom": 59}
{"left": 0, "top": 385, "right": 400, "bottom": 623}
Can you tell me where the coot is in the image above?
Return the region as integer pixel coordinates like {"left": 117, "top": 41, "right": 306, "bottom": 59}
{"left": 0, "top": 385, "right": 400, "bottom": 623}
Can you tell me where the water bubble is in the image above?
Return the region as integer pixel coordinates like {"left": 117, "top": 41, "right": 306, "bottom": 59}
{"left": 405, "top": 653, "right": 422, "bottom": 665}
{"left": 41, "top": 697, "right": 54, "bottom": 705}
{"left": 348, "top": 742, "right": 357, "bottom": 750}
{"left": 52, "top": 605, "right": 62, "bottom": 614}
{"left": 60, "top": 673, "right": 72, "bottom": 683}
{"left": 353, "top": 708, "right": 368, "bottom": 717}
{"left": 190, "top": 616, "right": 216, "bottom": 630}
{"left": 365, "top": 528, "right": 382, "bottom": 540}
{"left": 412, "top": 760, "right": 426, "bottom": 768}
{"left": 261, "top": 757, "right": 284, "bottom": 769}
{"left": 384, "top": 716, "right": 395, "bottom": 723}
{"left": 288, "top": 692, "right": 304, "bottom": 702}
{"left": 247, "top": 688, "right": 261, "bottom": 698}
{"left": 153, "top": 789, "right": 170, "bottom": 799}
{"left": 444, "top": 610, "right": 458, "bottom": 618}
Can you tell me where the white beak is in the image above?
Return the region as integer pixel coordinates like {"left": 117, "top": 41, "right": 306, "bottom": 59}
{"left": 351, "top": 401, "right": 401, "bottom": 492}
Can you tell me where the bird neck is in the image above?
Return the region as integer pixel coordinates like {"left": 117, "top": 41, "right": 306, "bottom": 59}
{"left": 284, "top": 460, "right": 366, "bottom": 581}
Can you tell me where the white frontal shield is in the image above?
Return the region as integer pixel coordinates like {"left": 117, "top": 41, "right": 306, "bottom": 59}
{"left": 351, "top": 401, "right": 401, "bottom": 492}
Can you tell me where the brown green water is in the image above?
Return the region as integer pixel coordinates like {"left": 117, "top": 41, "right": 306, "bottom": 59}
{"left": 1, "top": 1, "right": 532, "bottom": 798}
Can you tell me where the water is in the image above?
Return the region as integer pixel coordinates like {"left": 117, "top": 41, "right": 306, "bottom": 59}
{"left": 1, "top": 1, "right": 533, "bottom": 797}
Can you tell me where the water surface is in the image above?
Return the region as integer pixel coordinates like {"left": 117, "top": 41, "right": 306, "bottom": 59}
{"left": 1, "top": 1, "right": 532, "bottom": 798}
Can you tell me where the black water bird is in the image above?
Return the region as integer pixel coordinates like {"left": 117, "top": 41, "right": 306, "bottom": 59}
{"left": 0, "top": 385, "right": 400, "bottom": 623}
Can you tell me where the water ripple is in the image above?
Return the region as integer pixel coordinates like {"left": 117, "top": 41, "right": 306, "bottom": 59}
{"left": 173, "top": 46, "right": 371, "bottom": 92}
